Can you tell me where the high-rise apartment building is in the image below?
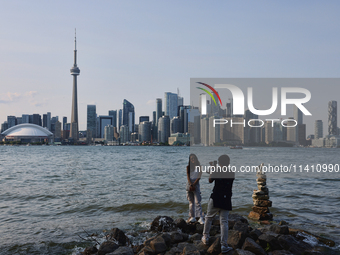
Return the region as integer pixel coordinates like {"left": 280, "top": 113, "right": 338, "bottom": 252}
{"left": 119, "top": 125, "right": 129, "bottom": 143}
{"left": 315, "top": 120, "right": 323, "bottom": 139}
{"left": 164, "top": 92, "right": 178, "bottom": 120}
{"left": 87, "top": 105, "right": 96, "bottom": 139}
{"left": 104, "top": 125, "right": 114, "bottom": 142}
{"left": 98, "top": 115, "right": 114, "bottom": 138}
{"left": 158, "top": 116, "right": 170, "bottom": 143}
{"left": 139, "top": 116, "right": 149, "bottom": 123}
{"left": 22, "top": 114, "right": 29, "bottom": 124}
{"left": 7, "top": 116, "right": 16, "bottom": 129}
{"left": 139, "top": 121, "right": 151, "bottom": 142}
{"left": 170, "top": 116, "right": 181, "bottom": 134}
{"left": 108, "top": 110, "right": 117, "bottom": 129}
{"left": 328, "top": 101, "right": 337, "bottom": 135}
{"left": 156, "top": 98, "right": 162, "bottom": 126}
{"left": 123, "top": 99, "right": 135, "bottom": 136}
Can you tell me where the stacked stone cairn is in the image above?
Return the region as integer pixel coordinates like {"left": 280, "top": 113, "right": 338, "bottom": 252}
{"left": 248, "top": 163, "right": 273, "bottom": 221}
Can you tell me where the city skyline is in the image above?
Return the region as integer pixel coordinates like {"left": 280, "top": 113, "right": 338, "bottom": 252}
{"left": 1, "top": 2, "right": 340, "bottom": 133}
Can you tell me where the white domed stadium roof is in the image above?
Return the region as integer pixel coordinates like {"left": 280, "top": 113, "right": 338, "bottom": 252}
{"left": 1, "top": 123, "right": 53, "bottom": 137}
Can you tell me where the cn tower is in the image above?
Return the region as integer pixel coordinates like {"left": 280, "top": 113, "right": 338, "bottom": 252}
{"left": 69, "top": 29, "right": 80, "bottom": 141}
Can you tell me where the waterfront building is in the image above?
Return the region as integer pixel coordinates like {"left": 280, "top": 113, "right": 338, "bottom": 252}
{"left": 139, "top": 121, "right": 151, "bottom": 142}
{"left": 22, "top": 114, "right": 29, "bottom": 124}
{"left": 122, "top": 99, "right": 135, "bottom": 137}
{"left": 69, "top": 31, "right": 80, "bottom": 141}
{"left": 156, "top": 99, "right": 162, "bottom": 125}
{"left": 63, "top": 117, "right": 67, "bottom": 130}
{"left": 104, "top": 125, "right": 114, "bottom": 142}
{"left": 1, "top": 121, "right": 8, "bottom": 133}
{"left": 170, "top": 116, "right": 181, "bottom": 134}
{"left": 158, "top": 116, "right": 170, "bottom": 144}
{"left": 32, "top": 114, "right": 42, "bottom": 126}
{"left": 1, "top": 123, "right": 53, "bottom": 143}
{"left": 139, "top": 116, "right": 149, "bottom": 123}
{"left": 54, "top": 121, "right": 62, "bottom": 141}
{"left": 7, "top": 116, "right": 16, "bottom": 129}
{"left": 200, "top": 117, "right": 209, "bottom": 146}
{"left": 168, "top": 133, "right": 190, "bottom": 145}
{"left": 164, "top": 92, "right": 178, "bottom": 120}
{"left": 118, "top": 109, "right": 122, "bottom": 129}
{"left": 209, "top": 116, "right": 220, "bottom": 146}
{"left": 98, "top": 115, "right": 114, "bottom": 138}
{"left": 286, "top": 118, "right": 297, "bottom": 143}
{"left": 43, "top": 114, "right": 47, "bottom": 128}
{"left": 87, "top": 105, "right": 97, "bottom": 139}
{"left": 108, "top": 110, "right": 117, "bottom": 128}
{"left": 328, "top": 101, "right": 337, "bottom": 135}
{"left": 47, "top": 112, "right": 51, "bottom": 131}
{"left": 119, "top": 125, "right": 129, "bottom": 143}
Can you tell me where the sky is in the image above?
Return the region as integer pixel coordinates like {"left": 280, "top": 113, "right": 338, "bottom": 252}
{"left": 1, "top": 1, "right": 339, "bottom": 135}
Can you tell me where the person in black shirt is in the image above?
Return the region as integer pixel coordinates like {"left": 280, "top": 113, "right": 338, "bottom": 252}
{"left": 202, "top": 154, "right": 235, "bottom": 253}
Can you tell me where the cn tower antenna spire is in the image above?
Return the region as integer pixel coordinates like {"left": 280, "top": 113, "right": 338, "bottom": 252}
{"left": 75, "top": 28, "right": 77, "bottom": 50}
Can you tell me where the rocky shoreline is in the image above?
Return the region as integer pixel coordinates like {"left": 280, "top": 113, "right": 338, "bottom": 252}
{"left": 78, "top": 214, "right": 336, "bottom": 255}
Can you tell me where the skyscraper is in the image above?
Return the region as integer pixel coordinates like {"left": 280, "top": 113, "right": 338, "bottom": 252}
{"left": 328, "top": 101, "right": 337, "bottom": 135}
{"left": 108, "top": 110, "right": 117, "bottom": 129}
{"left": 315, "top": 120, "right": 323, "bottom": 139}
{"left": 87, "top": 105, "right": 97, "bottom": 139}
{"left": 122, "top": 99, "right": 135, "bottom": 136}
{"left": 156, "top": 98, "right": 162, "bottom": 126}
{"left": 164, "top": 92, "right": 178, "bottom": 120}
{"left": 69, "top": 30, "right": 80, "bottom": 141}
{"left": 118, "top": 109, "right": 123, "bottom": 130}
{"left": 158, "top": 116, "right": 170, "bottom": 143}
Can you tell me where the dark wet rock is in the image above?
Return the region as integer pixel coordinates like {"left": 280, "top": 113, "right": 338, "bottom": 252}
{"left": 194, "top": 241, "right": 209, "bottom": 254}
{"left": 233, "top": 222, "right": 250, "bottom": 235}
{"left": 269, "top": 224, "right": 289, "bottom": 235}
{"left": 165, "top": 246, "right": 183, "bottom": 255}
{"left": 253, "top": 200, "right": 272, "bottom": 207}
{"left": 248, "top": 211, "right": 273, "bottom": 221}
{"left": 278, "top": 235, "right": 313, "bottom": 255}
{"left": 278, "top": 221, "right": 288, "bottom": 226}
{"left": 159, "top": 233, "right": 172, "bottom": 246}
{"left": 207, "top": 237, "right": 221, "bottom": 255}
{"left": 175, "top": 218, "right": 187, "bottom": 230}
{"left": 234, "top": 249, "right": 256, "bottom": 255}
{"left": 181, "top": 243, "right": 200, "bottom": 255}
{"left": 107, "top": 228, "right": 130, "bottom": 246}
{"left": 249, "top": 229, "right": 263, "bottom": 241}
{"left": 107, "top": 246, "right": 134, "bottom": 255}
{"left": 268, "top": 251, "right": 293, "bottom": 255}
{"left": 228, "top": 214, "right": 248, "bottom": 229}
{"left": 189, "top": 233, "right": 202, "bottom": 243}
{"left": 151, "top": 216, "right": 176, "bottom": 232}
{"left": 242, "top": 237, "right": 266, "bottom": 255}
{"left": 138, "top": 246, "right": 155, "bottom": 255}
{"left": 98, "top": 241, "right": 119, "bottom": 255}
{"left": 82, "top": 246, "right": 98, "bottom": 255}
{"left": 150, "top": 236, "right": 167, "bottom": 253}
{"left": 144, "top": 236, "right": 157, "bottom": 247}
{"left": 170, "top": 231, "right": 185, "bottom": 244}
{"left": 133, "top": 244, "right": 144, "bottom": 254}
{"left": 183, "top": 222, "right": 197, "bottom": 234}
{"left": 195, "top": 223, "right": 204, "bottom": 234}
{"left": 257, "top": 231, "right": 281, "bottom": 251}
{"left": 252, "top": 206, "right": 270, "bottom": 214}
{"left": 227, "top": 230, "right": 246, "bottom": 249}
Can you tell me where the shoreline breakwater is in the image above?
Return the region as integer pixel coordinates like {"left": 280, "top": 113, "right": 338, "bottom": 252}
{"left": 78, "top": 213, "right": 336, "bottom": 255}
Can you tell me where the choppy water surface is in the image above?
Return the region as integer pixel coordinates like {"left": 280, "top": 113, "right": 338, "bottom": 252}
{"left": 0, "top": 146, "right": 339, "bottom": 254}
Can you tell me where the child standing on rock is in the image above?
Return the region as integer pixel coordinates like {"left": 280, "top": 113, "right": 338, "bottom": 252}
{"left": 186, "top": 154, "right": 205, "bottom": 224}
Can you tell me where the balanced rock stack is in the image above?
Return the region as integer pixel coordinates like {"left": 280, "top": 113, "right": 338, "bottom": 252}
{"left": 248, "top": 163, "right": 273, "bottom": 221}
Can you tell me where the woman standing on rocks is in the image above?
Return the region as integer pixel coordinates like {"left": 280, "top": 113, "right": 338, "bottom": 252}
{"left": 186, "top": 154, "right": 205, "bottom": 224}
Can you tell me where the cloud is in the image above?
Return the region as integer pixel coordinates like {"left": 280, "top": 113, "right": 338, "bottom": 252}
{"left": 146, "top": 99, "right": 155, "bottom": 106}
{"left": 0, "top": 92, "right": 21, "bottom": 104}
{"left": 24, "top": 91, "right": 38, "bottom": 97}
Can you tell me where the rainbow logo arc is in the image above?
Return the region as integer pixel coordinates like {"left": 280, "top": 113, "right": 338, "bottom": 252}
{"left": 196, "top": 82, "right": 222, "bottom": 106}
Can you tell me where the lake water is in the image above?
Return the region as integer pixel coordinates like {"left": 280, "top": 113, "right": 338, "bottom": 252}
{"left": 0, "top": 146, "right": 339, "bottom": 254}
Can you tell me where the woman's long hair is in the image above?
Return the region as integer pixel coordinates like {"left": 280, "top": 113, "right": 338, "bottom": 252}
{"left": 187, "top": 154, "right": 200, "bottom": 172}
